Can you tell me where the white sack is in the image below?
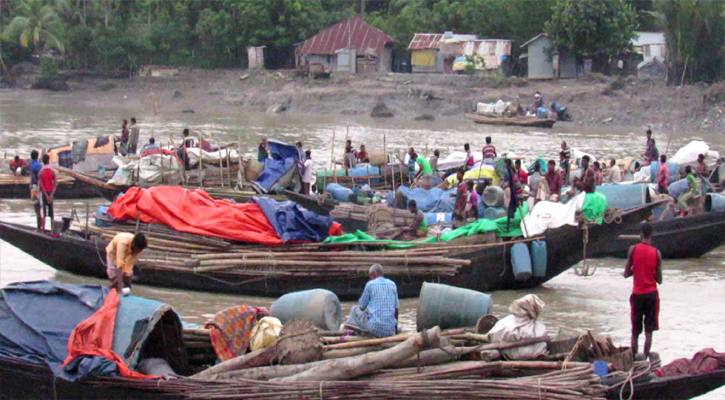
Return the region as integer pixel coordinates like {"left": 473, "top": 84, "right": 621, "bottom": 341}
{"left": 488, "top": 294, "right": 548, "bottom": 360}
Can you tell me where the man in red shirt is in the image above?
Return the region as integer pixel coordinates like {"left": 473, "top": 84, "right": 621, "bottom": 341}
{"left": 38, "top": 154, "right": 58, "bottom": 232}
{"left": 624, "top": 222, "right": 663, "bottom": 360}
{"left": 10, "top": 156, "right": 29, "bottom": 176}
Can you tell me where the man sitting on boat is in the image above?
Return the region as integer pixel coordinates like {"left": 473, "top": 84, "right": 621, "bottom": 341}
{"left": 344, "top": 264, "right": 399, "bottom": 338}
{"left": 482, "top": 136, "right": 497, "bottom": 165}
{"left": 393, "top": 200, "right": 428, "bottom": 241}
{"left": 537, "top": 160, "right": 563, "bottom": 202}
{"left": 356, "top": 144, "right": 370, "bottom": 164}
{"left": 9, "top": 156, "right": 29, "bottom": 176}
{"left": 106, "top": 232, "right": 148, "bottom": 293}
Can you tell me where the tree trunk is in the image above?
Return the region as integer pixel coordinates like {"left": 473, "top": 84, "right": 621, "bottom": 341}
{"left": 273, "top": 327, "right": 441, "bottom": 382}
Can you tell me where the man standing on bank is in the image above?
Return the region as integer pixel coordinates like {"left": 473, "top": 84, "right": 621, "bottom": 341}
{"left": 624, "top": 222, "right": 662, "bottom": 360}
{"left": 345, "top": 264, "right": 399, "bottom": 337}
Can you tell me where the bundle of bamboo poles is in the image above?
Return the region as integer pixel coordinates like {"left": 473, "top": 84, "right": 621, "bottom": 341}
{"left": 187, "top": 247, "right": 468, "bottom": 278}
{"left": 330, "top": 203, "right": 413, "bottom": 227}
{"left": 183, "top": 328, "right": 217, "bottom": 367}
{"left": 180, "top": 364, "right": 606, "bottom": 400}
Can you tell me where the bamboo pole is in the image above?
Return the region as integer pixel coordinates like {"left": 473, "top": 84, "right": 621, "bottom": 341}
{"left": 198, "top": 130, "right": 203, "bottom": 187}
{"left": 323, "top": 328, "right": 467, "bottom": 351}
{"left": 218, "top": 141, "right": 224, "bottom": 188}
{"left": 160, "top": 142, "right": 165, "bottom": 185}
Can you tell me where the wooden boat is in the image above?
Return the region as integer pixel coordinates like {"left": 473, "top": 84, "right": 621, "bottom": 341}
{"left": 605, "top": 369, "right": 725, "bottom": 400}
{"left": 61, "top": 168, "right": 337, "bottom": 216}
{"left": 592, "top": 210, "right": 725, "bottom": 259}
{"left": 0, "top": 173, "right": 99, "bottom": 199}
{"left": 465, "top": 113, "right": 557, "bottom": 128}
{"left": 0, "top": 203, "right": 656, "bottom": 299}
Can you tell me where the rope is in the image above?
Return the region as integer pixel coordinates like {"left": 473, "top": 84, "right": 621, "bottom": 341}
{"left": 319, "top": 381, "right": 324, "bottom": 400}
{"left": 619, "top": 365, "right": 636, "bottom": 400}
{"left": 574, "top": 224, "right": 597, "bottom": 277}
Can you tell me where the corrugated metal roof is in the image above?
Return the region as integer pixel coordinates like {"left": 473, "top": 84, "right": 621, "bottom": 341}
{"left": 631, "top": 32, "right": 666, "bottom": 46}
{"left": 408, "top": 33, "right": 480, "bottom": 50}
{"left": 296, "top": 16, "right": 396, "bottom": 56}
{"left": 408, "top": 34, "right": 444, "bottom": 51}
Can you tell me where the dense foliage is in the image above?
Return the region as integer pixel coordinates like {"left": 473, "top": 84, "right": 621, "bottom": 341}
{"left": 0, "top": 0, "right": 722, "bottom": 82}
{"left": 546, "top": 0, "right": 638, "bottom": 72}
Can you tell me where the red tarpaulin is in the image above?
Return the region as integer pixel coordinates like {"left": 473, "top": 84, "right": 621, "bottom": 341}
{"left": 107, "top": 186, "right": 283, "bottom": 245}
{"left": 62, "top": 289, "right": 155, "bottom": 379}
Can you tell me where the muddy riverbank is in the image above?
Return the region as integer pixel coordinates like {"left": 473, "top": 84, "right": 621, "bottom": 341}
{"left": 7, "top": 68, "right": 725, "bottom": 135}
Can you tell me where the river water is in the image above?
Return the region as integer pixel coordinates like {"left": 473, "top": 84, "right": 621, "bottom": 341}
{"left": 1, "top": 90, "right": 724, "bottom": 398}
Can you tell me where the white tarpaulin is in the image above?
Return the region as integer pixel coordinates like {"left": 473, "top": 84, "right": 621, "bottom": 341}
{"left": 488, "top": 294, "right": 548, "bottom": 360}
{"left": 476, "top": 100, "right": 511, "bottom": 115}
{"left": 521, "top": 192, "right": 585, "bottom": 237}
{"left": 107, "top": 153, "right": 184, "bottom": 186}
{"left": 670, "top": 140, "right": 720, "bottom": 166}
{"left": 186, "top": 148, "right": 241, "bottom": 167}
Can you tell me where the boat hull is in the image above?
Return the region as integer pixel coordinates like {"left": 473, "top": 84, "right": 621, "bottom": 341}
{"left": 0, "top": 355, "right": 720, "bottom": 400}
{"left": 465, "top": 113, "right": 556, "bottom": 128}
{"left": 0, "top": 204, "right": 653, "bottom": 299}
{"left": 0, "top": 179, "right": 99, "bottom": 200}
{"left": 606, "top": 369, "right": 725, "bottom": 400}
{"left": 593, "top": 210, "right": 725, "bottom": 259}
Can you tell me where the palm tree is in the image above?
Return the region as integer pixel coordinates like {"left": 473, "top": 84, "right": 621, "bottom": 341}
{"left": 2, "top": 0, "right": 65, "bottom": 55}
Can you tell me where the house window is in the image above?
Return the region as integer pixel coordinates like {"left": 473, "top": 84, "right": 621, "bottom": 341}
{"left": 488, "top": 42, "right": 495, "bottom": 56}
{"left": 643, "top": 45, "right": 650, "bottom": 58}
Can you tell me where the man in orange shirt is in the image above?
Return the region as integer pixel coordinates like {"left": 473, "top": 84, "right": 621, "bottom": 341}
{"left": 106, "top": 232, "right": 148, "bottom": 292}
{"left": 624, "top": 222, "right": 663, "bottom": 360}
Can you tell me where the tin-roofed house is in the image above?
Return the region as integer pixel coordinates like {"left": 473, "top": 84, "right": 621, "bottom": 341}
{"left": 631, "top": 32, "right": 666, "bottom": 78}
{"left": 408, "top": 32, "right": 511, "bottom": 73}
{"left": 295, "top": 16, "right": 397, "bottom": 75}
{"left": 520, "top": 33, "right": 577, "bottom": 79}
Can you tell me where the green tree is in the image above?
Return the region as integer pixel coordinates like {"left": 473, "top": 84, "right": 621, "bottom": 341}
{"left": 545, "top": 0, "right": 638, "bottom": 73}
{"left": 653, "top": 0, "right": 725, "bottom": 83}
{"left": 2, "top": 0, "right": 65, "bottom": 55}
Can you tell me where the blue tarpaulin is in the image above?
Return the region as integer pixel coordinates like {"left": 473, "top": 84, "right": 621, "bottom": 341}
{"left": 252, "top": 196, "right": 335, "bottom": 242}
{"left": 268, "top": 139, "right": 300, "bottom": 161}
{"left": 0, "top": 281, "right": 108, "bottom": 375}
{"left": 387, "top": 186, "right": 456, "bottom": 213}
{"left": 254, "top": 140, "right": 300, "bottom": 193}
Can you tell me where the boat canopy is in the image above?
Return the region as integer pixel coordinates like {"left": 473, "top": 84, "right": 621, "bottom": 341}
{"left": 0, "top": 281, "right": 184, "bottom": 379}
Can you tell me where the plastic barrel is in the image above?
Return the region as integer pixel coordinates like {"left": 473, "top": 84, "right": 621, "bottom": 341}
{"left": 666, "top": 178, "right": 701, "bottom": 201}
{"left": 705, "top": 193, "right": 725, "bottom": 212}
{"left": 245, "top": 160, "right": 265, "bottom": 182}
{"left": 325, "top": 183, "right": 355, "bottom": 202}
{"left": 483, "top": 206, "right": 506, "bottom": 220}
{"left": 369, "top": 153, "right": 387, "bottom": 166}
{"left": 596, "top": 184, "right": 649, "bottom": 210}
{"left": 511, "top": 243, "right": 532, "bottom": 281}
{"left": 96, "top": 205, "right": 112, "bottom": 228}
{"left": 347, "top": 166, "right": 380, "bottom": 177}
{"left": 416, "top": 282, "right": 492, "bottom": 331}
{"left": 531, "top": 240, "right": 547, "bottom": 277}
{"left": 270, "top": 289, "right": 341, "bottom": 331}
{"left": 482, "top": 186, "right": 505, "bottom": 207}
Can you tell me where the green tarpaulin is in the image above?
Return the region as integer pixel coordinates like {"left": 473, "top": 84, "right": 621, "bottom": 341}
{"left": 581, "top": 192, "right": 607, "bottom": 224}
{"left": 323, "top": 203, "right": 529, "bottom": 248}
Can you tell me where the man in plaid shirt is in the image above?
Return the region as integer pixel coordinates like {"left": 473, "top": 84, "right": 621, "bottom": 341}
{"left": 344, "top": 264, "right": 399, "bottom": 337}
